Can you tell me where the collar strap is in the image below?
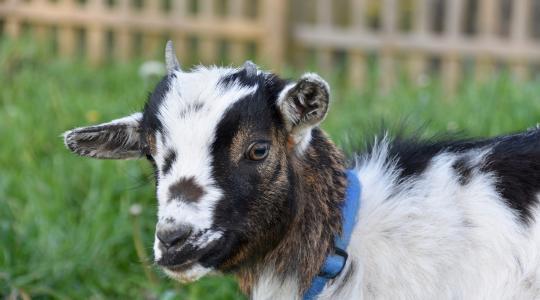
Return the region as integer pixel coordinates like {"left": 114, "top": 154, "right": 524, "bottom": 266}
{"left": 303, "top": 169, "right": 361, "bottom": 300}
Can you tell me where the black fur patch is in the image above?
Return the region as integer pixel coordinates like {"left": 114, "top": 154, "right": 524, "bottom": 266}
{"left": 385, "top": 137, "right": 491, "bottom": 180}
{"left": 218, "top": 68, "right": 262, "bottom": 89}
{"left": 161, "top": 150, "right": 177, "bottom": 175}
{"left": 204, "top": 73, "right": 290, "bottom": 269}
{"left": 378, "top": 130, "right": 540, "bottom": 224}
{"left": 142, "top": 74, "right": 172, "bottom": 135}
{"left": 479, "top": 129, "right": 540, "bottom": 223}
{"left": 452, "top": 156, "right": 474, "bottom": 185}
{"left": 179, "top": 102, "right": 203, "bottom": 118}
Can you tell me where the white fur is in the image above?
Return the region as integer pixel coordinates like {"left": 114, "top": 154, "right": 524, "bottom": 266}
{"left": 152, "top": 67, "right": 258, "bottom": 276}
{"left": 163, "top": 263, "right": 213, "bottom": 283}
{"left": 253, "top": 138, "right": 540, "bottom": 299}
{"left": 252, "top": 269, "right": 301, "bottom": 300}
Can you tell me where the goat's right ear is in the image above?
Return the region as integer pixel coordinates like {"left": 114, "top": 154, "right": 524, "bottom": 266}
{"left": 277, "top": 73, "right": 330, "bottom": 151}
{"left": 63, "top": 112, "right": 143, "bottom": 159}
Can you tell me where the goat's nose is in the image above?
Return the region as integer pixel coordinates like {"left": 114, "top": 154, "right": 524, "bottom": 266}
{"left": 156, "top": 225, "right": 193, "bottom": 249}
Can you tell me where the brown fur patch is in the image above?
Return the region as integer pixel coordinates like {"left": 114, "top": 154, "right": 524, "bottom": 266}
{"left": 229, "top": 125, "right": 252, "bottom": 165}
{"left": 146, "top": 132, "right": 157, "bottom": 155}
{"left": 168, "top": 177, "right": 205, "bottom": 203}
{"left": 234, "top": 128, "right": 348, "bottom": 295}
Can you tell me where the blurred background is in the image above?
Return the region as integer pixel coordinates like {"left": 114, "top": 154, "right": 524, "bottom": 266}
{"left": 1, "top": 0, "right": 539, "bottom": 299}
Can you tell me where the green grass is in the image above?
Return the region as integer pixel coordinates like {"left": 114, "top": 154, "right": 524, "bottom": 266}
{"left": 1, "top": 37, "right": 539, "bottom": 299}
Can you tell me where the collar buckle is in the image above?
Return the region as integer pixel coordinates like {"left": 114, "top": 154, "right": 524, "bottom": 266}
{"left": 318, "top": 247, "right": 349, "bottom": 279}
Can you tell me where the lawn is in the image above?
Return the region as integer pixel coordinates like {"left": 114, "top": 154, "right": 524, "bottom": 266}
{"left": 1, "top": 37, "right": 539, "bottom": 299}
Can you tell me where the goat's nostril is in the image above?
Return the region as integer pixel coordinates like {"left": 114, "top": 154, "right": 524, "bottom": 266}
{"left": 156, "top": 226, "right": 193, "bottom": 249}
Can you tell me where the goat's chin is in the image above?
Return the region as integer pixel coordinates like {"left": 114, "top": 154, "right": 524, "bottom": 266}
{"left": 162, "top": 263, "right": 214, "bottom": 283}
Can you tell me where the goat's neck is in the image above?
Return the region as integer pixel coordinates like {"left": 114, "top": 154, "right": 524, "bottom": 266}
{"left": 238, "top": 128, "right": 348, "bottom": 298}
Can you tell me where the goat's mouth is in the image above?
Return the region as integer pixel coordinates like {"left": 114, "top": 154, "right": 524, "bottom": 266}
{"left": 161, "top": 261, "right": 214, "bottom": 283}
{"left": 156, "top": 232, "right": 228, "bottom": 282}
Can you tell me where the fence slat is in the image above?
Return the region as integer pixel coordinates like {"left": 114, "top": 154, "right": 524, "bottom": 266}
{"left": 476, "top": 0, "right": 498, "bottom": 81}
{"left": 316, "top": 0, "right": 332, "bottom": 27}
{"left": 59, "top": 26, "right": 76, "bottom": 56}
{"left": 351, "top": 0, "right": 366, "bottom": 27}
{"left": 87, "top": 25, "right": 105, "bottom": 64}
{"left": 348, "top": 0, "right": 367, "bottom": 88}
{"left": 86, "top": 0, "right": 105, "bottom": 64}
{"left": 408, "top": 0, "right": 430, "bottom": 83}
{"left": 510, "top": 0, "right": 531, "bottom": 79}
{"left": 228, "top": 0, "right": 246, "bottom": 64}
{"left": 261, "top": 0, "right": 286, "bottom": 69}
{"left": 380, "top": 0, "right": 397, "bottom": 92}
{"left": 171, "top": 0, "right": 189, "bottom": 62}
{"left": 442, "top": 0, "right": 464, "bottom": 92}
{"left": 349, "top": 50, "right": 366, "bottom": 89}
{"left": 114, "top": 0, "right": 131, "bottom": 61}
{"left": 316, "top": 0, "right": 334, "bottom": 74}
{"left": 4, "top": 0, "right": 21, "bottom": 36}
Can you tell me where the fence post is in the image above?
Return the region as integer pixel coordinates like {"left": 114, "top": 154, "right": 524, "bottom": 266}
{"left": 409, "top": 0, "right": 431, "bottom": 84}
{"left": 380, "top": 0, "right": 397, "bottom": 92}
{"left": 510, "top": 0, "right": 531, "bottom": 80}
{"left": 261, "top": 0, "right": 286, "bottom": 70}
{"left": 58, "top": 0, "right": 77, "bottom": 57}
{"left": 442, "top": 0, "right": 464, "bottom": 93}
{"left": 476, "top": 0, "right": 497, "bottom": 81}
{"left": 348, "top": 0, "right": 367, "bottom": 89}
{"left": 5, "top": 0, "right": 21, "bottom": 37}
{"left": 199, "top": 0, "right": 217, "bottom": 64}
{"left": 115, "top": 0, "right": 132, "bottom": 62}
{"left": 142, "top": 0, "right": 163, "bottom": 59}
{"left": 228, "top": 0, "right": 246, "bottom": 65}
{"left": 172, "top": 0, "right": 189, "bottom": 64}
{"left": 86, "top": 0, "right": 105, "bottom": 64}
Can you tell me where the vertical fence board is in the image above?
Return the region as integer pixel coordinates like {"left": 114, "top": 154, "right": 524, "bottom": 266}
{"left": 172, "top": 0, "right": 189, "bottom": 62}
{"left": 59, "top": 26, "right": 77, "bottom": 56}
{"left": 86, "top": 0, "right": 105, "bottom": 64}
{"left": 380, "top": 0, "right": 397, "bottom": 92}
{"left": 348, "top": 0, "right": 367, "bottom": 88}
{"left": 476, "top": 0, "right": 498, "bottom": 81}
{"left": 315, "top": 0, "right": 332, "bottom": 75}
{"left": 115, "top": 0, "right": 131, "bottom": 61}
{"left": 261, "top": 0, "right": 286, "bottom": 69}
{"left": 199, "top": 0, "right": 217, "bottom": 63}
{"left": 510, "top": 0, "right": 531, "bottom": 79}
{"left": 229, "top": 0, "right": 246, "bottom": 64}
{"left": 408, "top": 0, "right": 430, "bottom": 83}
{"left": 442, "top": 0, "right": 464, "bottom": 92}
{"left": 4, "top": 0, "right": 20, "bottom": 37}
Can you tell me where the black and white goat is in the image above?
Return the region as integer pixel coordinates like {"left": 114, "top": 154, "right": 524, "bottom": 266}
{"left": 64, "top": 42, "right": 540, "bottom": 299}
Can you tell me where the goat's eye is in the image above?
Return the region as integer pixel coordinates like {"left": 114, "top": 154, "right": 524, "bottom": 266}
{"left": 246, "top": 142, "right": 270, "bottom": 161}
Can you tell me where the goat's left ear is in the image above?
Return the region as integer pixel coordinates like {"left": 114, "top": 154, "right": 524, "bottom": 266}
{"left": 277, "top": 73, "right": 330, "bottom": 149}
{"left": 63, "top": 112, "right": 143, "bottom": 159}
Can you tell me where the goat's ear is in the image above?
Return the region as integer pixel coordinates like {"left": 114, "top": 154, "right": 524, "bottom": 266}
{"left": 63, "top": 112, "right": 143, "bottom": 159}
{"left": 277, "top": 73, "right": 330, "bottom": 149}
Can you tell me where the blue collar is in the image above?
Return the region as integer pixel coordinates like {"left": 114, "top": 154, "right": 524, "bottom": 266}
{"left": 303, "top": 169, "right": 361, "bottom": 300}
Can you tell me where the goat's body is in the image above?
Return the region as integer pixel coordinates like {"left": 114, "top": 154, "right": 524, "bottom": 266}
{"left": 254, "top": 129, "right": 540, "bottom": 300}
{"left": 63, "top": 52, "right": 540, "bottom": 299}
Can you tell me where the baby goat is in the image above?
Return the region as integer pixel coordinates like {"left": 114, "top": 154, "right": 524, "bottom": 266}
{"left": 64, "top": 42, "right": 540, "bottom": 299}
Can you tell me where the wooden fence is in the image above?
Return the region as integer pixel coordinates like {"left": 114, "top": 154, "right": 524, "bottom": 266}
{"left": 293, "top": 0, "right": 540, "bottom": 90}
{"left": 1, "top": 0, "right": 540, "bottom": 90}
{"left": 0, "top": 0, "right": 286, "bottom": 67}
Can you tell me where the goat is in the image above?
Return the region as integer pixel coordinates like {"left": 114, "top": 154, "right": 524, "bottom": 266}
{"left": 64, "top": 41, "right": 540, "bottom": 299}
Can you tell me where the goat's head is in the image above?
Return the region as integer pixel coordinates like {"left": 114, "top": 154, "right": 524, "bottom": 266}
{"left": 64, "top": 41, "right": 331, "bottom": 282}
